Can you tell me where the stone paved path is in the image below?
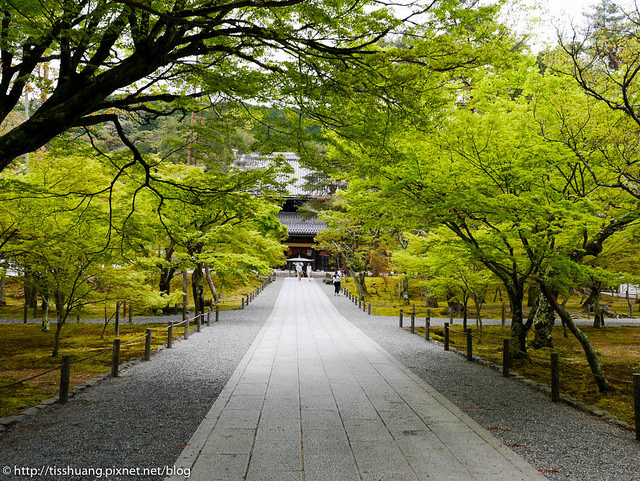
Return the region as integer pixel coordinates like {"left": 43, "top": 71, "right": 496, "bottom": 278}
{"left": 167, "top": 278, "right": 546, "bottom": 481}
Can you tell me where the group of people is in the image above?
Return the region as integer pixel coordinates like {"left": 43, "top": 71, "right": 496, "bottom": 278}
{"left": 295, "top": 262, "right": 313, "bottom": 281}
{"left": 293, "top": 262, "right": 344, "bottom": 296}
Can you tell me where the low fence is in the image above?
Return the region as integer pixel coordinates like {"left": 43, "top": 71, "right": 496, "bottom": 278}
{"left": 342, "top": 288, "right": 640, "bottom": 440}
{"left": 0, "top": 276, "right": 274, "bottom": 416}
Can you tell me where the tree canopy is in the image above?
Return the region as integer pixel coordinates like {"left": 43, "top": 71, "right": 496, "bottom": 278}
{"left": 0, "top": 0, "right": 427, "bottom": 173}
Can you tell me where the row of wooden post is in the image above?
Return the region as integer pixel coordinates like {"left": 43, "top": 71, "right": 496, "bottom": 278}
{"left": 57, "top": 276, "right": 276, "bottom": 407}
{"left": 345, "top": 290, "right": 372, "bottom": 315}
{"left": 397, "top": 309, "right": 640, "bottom": 442}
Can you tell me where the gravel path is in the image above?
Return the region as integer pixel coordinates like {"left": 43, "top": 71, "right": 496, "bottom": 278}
{"left": 0, "top": 280, "right": 283, "bottom": 481}
{"left": 322, "top": 283, "right": 640, "bottom": 481}
{"left": 1, "top": 278, "right": 639, "bottom": 481}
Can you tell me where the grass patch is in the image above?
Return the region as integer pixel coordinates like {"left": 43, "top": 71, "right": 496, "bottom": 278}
{"left": 413, "top": 324, "right": 640, "bottom": 426}
{"left": 0, "top": 323, "right": 171, "bottom": 417}
{"left": 0, "top": 276, "right": 269, "bottom": 418}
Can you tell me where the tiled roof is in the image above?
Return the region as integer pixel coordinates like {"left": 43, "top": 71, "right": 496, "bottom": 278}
{"left": 277, "top": 212, "right": 327, "bottom": 236}
{"left": 233, "top": 152, "right": 328, "bottom": 197}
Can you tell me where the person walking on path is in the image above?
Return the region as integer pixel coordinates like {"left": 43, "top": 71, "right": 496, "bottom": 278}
{"left": 296, "top": 262, "right": 303, "bottom": 281}
{"left": 306, "top": 263, "right": 312, "bottom": 281}
{"left": 332, "top": 270, "right": 341, "bottom": 295}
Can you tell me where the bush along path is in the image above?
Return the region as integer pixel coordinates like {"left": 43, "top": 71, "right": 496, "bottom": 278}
{"left": 327, "top": 282, "right": 640, "bottom": 481}
{"left": 0, "top": 278, "right": 282, "bottom": 481}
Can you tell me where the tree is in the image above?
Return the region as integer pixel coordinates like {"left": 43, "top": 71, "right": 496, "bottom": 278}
{"left": 0, "top": 0, "right": 422, "bottom": 174}
{"left": 134, "top": 161, "right": 286, "bottom": 313}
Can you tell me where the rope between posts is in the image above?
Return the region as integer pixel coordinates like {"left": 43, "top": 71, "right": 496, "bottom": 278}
{"left": 71, "top": 346, "right": 114, "bottom": 364}
{"left": 0, "top": 304, "right": 224, "bottom": 392}
{"left": 437, "top": 327, "right": 634, "bottom": 386}
{"left": 0, "top": 365, "right": 62, "bottom": 390}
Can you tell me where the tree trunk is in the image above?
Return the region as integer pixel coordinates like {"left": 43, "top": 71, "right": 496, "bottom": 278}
{"left": 191, "top": 263, "right": 205, "bottom": 314}
{"left": 204, "top": 265, "right": 219, "bottom": 303}
{"left": 506, "top": 284, "right": 528, "bottom": 358}
{"left": 400, "top": 276, "right": 409, "bottom": 302}
{"left": 591, "top": 287, "right": 606, "bottom": 328}
{"left": 346, "top": 265, "right": 367, "bottom": 298}
{"left": 531, "top": 291, "right": 555, "bottom": 349}
{"left": 540, "top": 282, "right": 611, "bottom": 392}
{"left": 0, "top": 259, "right": 6, "bottom": 305}
{"left": 425, "top": 287, "right": 438, "bottom": 307}
{"left": 159, "top": 266, "right": 176, "bottom": 296}
{"left": 51, "top": 293, "right": 66, "bottom": 357}
{"left": 41, "top": 294, "right": 50, "bottom": 333}
{"left": 182, "top": 270, "right": 189, "bottom": 312}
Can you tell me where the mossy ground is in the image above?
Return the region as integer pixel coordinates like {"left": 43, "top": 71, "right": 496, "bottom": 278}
{"left": 0, "top": 276, "right": 266, "bottom": 417}
{"left": 341, "top": 277, "right": 640, "bottom": 426}
{"left": 413, "top": 324, "right": 640, "bottom": 426}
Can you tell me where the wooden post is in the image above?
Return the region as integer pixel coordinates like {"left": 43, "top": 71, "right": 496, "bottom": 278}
{"left": 367, "top": 303, "right": 371, "bottom": 315}
{"left": 410, "top": 313, "right": 415, "bottom": 334}
{"left": 184, "top": 318, "right": 190, "bottom": 340}
{"left": 551, "top": 352, "right": 560, "bottom": 402}
{"left": 215, "top": 305, "right": 219, "bottom": 322}
{"left": 196, "top": 314, "right": 202, "bottom": 333}
{"left": 399, "top": 309, "right": 403, "bottom": 328}
{"left": 444, "top": 323, "right": 450, "bottom": 351}
{"left": 111, "top": 339, "right": 121, "bottom": 377}
{"left": 115, "top": 301, "right": 120, "bottom": 337}
{"left": 167, "top": 323, "right": 173, "bottom": 349}
{"left": 59, "top": 355, "right": 71, "bottom": 404}
{"left": 425, "top": 317, "right": 430, "bottom": 341}
{"left": 466, "top": 329, "right": 473, "bottom": 361}
{"left": 502, "top": 338, "right": 510, "bottom": 377}
{"left": 358, "top": 298, "right": 362, "bottom": 309}
{"left": 206, "top": 310, "right": 211, "bottom": 326}
{"left": 634, "top": 373, "right": 640, "bottom": 441}
{"left": 144, "top": 329, "right": 152, "bottom": 361}
{"left": 241, "top": 297, "right": 245, "bottom": 309}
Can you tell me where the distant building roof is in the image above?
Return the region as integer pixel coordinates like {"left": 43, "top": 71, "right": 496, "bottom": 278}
{"left": 233, "top": 151, "right": 327, "bottom": 197}
{"left": 277, "top": 212, "right": 327, "bottom": 236}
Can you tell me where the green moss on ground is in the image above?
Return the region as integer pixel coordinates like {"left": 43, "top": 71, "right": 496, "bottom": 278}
{"left": 413, "top": 325, "right": 639, "bottom": 426}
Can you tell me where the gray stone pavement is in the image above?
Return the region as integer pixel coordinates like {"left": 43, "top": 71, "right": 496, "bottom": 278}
{"left": 167, "top": 278, "right": 546, "bottom": 481}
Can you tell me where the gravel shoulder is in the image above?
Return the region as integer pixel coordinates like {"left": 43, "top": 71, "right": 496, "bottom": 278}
{"left": 0, "top": 280, "right": 283, "bottom": 481}
{"left": 2, "top": 278, "right": 639, "bottom": 481}
{"left": 323, "top": 283, "right": 640, "bottom": 481}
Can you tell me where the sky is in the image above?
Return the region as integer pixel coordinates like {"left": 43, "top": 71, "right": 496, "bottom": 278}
{"left": 518, "top": 0, "right": 637, "bottom": 48}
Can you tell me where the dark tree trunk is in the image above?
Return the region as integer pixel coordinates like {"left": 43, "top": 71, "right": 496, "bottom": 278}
{"left": 191, "top": 263, "right": 205, "bottom": 315}
{"left": 400, "top": 276, "right": 409, "bottom": 302}
{"left": 158, "top": 244, "right": 177, "bottom": 313}
{"left": 346, "top": 265, "right": 368, "bottom": 298}
{"left": 540, "top": 282, "right": 611, "bottom": 392}
{"left": 506, "top": 282, "right": 528, "bottom": 358}
{"left": 531, "top": 291, "right": 555, "bottom": 349}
